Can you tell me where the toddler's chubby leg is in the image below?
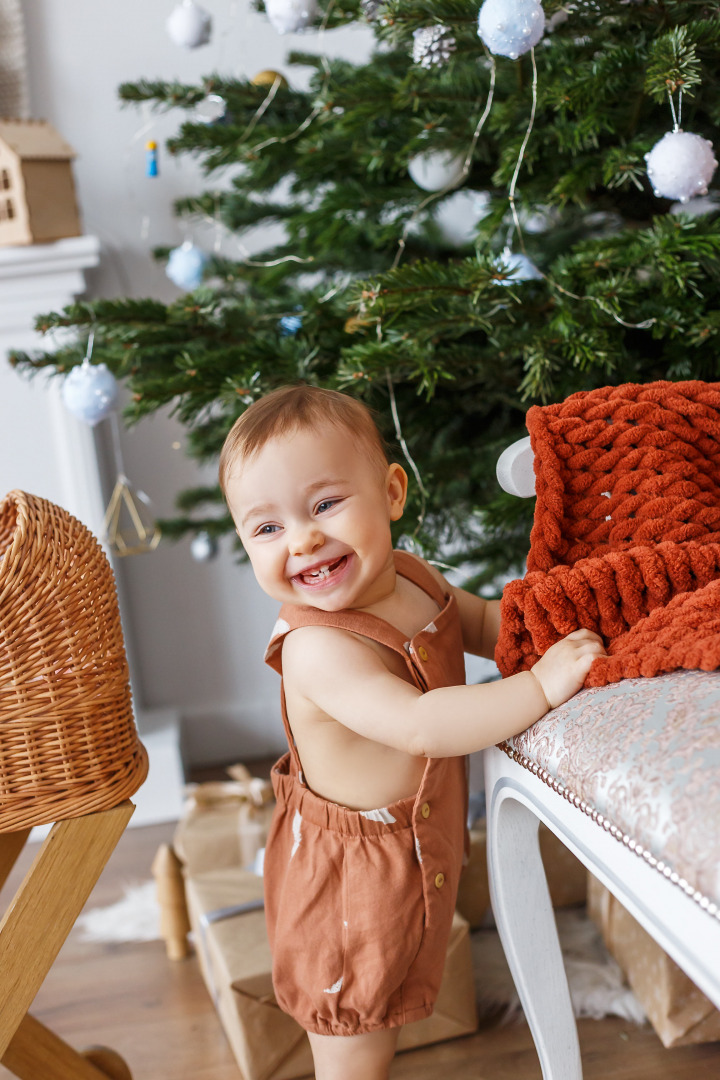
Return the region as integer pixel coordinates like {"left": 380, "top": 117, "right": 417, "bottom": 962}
{"left": 308, "top": 1027, "right": 400, "bottom": 1080}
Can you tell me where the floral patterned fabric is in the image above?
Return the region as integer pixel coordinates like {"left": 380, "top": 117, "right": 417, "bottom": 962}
{"left": 505, "top": 669, "right": 720, "bottom": 912}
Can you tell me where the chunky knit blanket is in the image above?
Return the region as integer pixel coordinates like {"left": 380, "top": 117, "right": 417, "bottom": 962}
{"left": 495, "top": 381, "right": 720, "bottom": 687}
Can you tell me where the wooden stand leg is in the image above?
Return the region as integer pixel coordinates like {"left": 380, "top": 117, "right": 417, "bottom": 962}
{"left": 0, "top": 801, "right": 134, "bottom": 1058}
{"left": 2, "top": 1014, "right": 132, "bottom": 1080}
{"left": 485, "top": 767, "right": 582, "bottom": 1080}
{"left": 0, "top": 829, "right": 32, "bottom": 893}
{"left": 152, "top": 842, "right": 191, "bottom": 960}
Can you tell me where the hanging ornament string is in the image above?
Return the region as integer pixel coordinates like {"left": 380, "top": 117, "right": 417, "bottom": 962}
{"left": 385, "top": 368, "right": 428, "bottom": 538}
{"left": 506, "top": 46, "right": 538, "bottom": 246}
{"left": 392, "top": 53, "right": 497, "bottom": 272}
{"left": 103, "top": 412, "right": 162, "bottom": 556}
{"left": 380, "top": 50, "right": 499, "bottom": 546}
{"left": 245, "top": 0, "right": 335, "bottom": 157}
{"left": 668, "top": 85, "right": 683, "bottom": 131}
{"left": 194, "top": 2, "right": 338, "bottom": 270}
{"left": 504, "top": 48, "right": 656, "bottom": 331}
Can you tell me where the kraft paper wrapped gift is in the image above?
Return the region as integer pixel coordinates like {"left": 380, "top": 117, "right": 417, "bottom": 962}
{"left": 456, "top": 821, "right": 588, "bottom": 929}
{"left": 175, "top": 766, "right": 275, "bottom": 875}
{"left": 588, "top": 875, "right": 720, "bottom": 1048}
{"left": 185, "top": 867, "right": 478, "bottom": 1080}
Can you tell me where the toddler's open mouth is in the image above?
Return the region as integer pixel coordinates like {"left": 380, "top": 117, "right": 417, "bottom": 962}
{"left": 294, "top": 555, "right": 349, "bottom": 588}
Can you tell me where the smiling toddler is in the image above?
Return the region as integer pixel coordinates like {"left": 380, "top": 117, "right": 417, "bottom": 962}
{"left": 220, "top": 384, "right": 604, "bottom": 1080}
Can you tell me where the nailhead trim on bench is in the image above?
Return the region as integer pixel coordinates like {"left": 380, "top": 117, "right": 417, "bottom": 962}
{"left": 497, "top": 740, "right": 720, "bottom": 922}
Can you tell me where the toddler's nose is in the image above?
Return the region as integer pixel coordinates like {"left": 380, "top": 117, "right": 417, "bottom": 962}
{"left": 289, "top": 521, "right": 324, "bottom": 557}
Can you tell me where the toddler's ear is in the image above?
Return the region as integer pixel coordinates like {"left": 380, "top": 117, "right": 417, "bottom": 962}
{"left": 386, "top": 463, "right": 408, "bottom": 521}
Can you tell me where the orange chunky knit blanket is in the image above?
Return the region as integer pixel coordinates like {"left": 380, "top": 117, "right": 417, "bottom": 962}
{"left": 495, "top": 380, "right": 720, "bottom": 687}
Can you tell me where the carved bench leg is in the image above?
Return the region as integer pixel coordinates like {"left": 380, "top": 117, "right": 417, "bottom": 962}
{"left": 486, "top": 771, "right": 582, "bottom": 1080}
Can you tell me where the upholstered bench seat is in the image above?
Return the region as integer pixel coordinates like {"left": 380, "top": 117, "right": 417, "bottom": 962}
{"left": 501, "top": 669, "right": 720, "bottom": 918}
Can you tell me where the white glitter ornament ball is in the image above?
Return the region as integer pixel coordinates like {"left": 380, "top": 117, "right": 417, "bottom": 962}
{"left": 477, "top": 0, "right": 545, "bottom": 59}
{"left": 190, "top": 531, "right": 219, "bottom": 562}
{"left": 166, "top": 242, "right": 209, "bottom": 290}
{"left": 265, "top": 0, "right": 318, "bottom": 34}
{"left": 167, "top": 0, "right": 212, "bottom": 48}
{"left": 62, "top": 361, "right": 118, "bottom": 426}
{"left": 408, "top": 149, "right": 466, "bottom": 192}
{"left": 645, "top": 129, "right": 718, "bottom": 203}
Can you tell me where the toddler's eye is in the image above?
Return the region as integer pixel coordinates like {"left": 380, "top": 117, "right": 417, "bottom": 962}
{"left": 256, "top": 523, "right": 280, "bottom": 535}
{"left": 316, "top": 499, "right": 339, "bottom": 514}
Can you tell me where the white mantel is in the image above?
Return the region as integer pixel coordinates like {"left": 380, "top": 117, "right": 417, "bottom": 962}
{"left": 0, "top": 234, "right": 184, "bottom": 828}
{"left": 0, "top": 234, "right": 105, "bottom": 535}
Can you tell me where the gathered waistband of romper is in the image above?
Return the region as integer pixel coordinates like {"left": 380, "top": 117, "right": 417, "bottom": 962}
{"left": 271, "top": 752, "right": 418, "bottom": 838}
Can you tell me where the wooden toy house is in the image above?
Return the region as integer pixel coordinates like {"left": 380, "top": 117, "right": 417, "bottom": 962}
{"left": 0, "top": 119, "right": 81, "bottom": 246}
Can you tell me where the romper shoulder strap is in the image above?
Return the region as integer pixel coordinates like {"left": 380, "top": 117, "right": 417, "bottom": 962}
{"left": 264, "top": 550, "right": 449, "bottom": 674}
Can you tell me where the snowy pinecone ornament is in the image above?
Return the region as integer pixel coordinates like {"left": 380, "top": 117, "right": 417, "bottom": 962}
{"left": 412, "top": 25, "right": 457, "bottom": 69}
{"left": 645, "top": 129, "right": 718, "bottom": 203}
{"left": 477, "top": 0, "right": 545, "bottom": 59}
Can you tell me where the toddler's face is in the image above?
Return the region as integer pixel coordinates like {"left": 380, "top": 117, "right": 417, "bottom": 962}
{"left": 226, "top": 423, "right": 406, "bottom": 612}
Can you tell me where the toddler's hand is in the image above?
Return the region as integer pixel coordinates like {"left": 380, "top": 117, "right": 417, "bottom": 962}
{"left": 531, "top": 629, "right": 606, "bottom": 710}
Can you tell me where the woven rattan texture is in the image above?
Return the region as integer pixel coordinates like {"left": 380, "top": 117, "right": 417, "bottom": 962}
{"left": 496, "top": 381, "right": 720, "bottom": 687}
{"left": 0, "top": 490, "right": 148, "bottom": 831}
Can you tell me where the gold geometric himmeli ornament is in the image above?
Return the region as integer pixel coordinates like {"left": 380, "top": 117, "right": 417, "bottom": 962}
{"left": 102, "top": 474, "right": 161, "bottom": 556}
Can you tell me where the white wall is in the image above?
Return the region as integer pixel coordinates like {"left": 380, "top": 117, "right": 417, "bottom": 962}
{"left": 16, "top": 0, "right": 374, "bottom": 766}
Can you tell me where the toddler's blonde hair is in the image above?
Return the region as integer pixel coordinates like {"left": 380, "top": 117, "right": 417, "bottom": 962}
{"left": 219, "top": 385, "right": 390, "bottom": 496}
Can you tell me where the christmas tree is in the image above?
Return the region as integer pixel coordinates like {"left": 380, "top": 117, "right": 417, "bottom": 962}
{"left": 11, "top": 1, "right": 720, "bottom": 587}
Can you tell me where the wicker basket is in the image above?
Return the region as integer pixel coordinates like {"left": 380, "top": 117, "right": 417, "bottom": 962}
{"left": 0, "top": 490, "right": 148, "bottom": 832}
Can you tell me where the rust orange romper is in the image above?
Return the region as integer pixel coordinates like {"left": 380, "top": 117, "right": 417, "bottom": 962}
{"left": 263, "top": 550, "right": 468, "bottom": 1037}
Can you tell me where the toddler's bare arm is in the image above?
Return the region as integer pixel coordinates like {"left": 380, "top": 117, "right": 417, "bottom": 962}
{"left": 282, "top": 625, "right": 605, "bottom": 758}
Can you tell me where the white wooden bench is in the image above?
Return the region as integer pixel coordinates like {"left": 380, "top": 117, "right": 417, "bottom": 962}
{"left": 485, "top": 437, "right": 720, "bottom": 1078}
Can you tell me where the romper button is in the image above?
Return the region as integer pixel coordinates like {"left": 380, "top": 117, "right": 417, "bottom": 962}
{"left": 434, "top": 872, "right": 445, "bottom": 889}
{"left": 421, "top": 802, "right": 430, "bottom": 819}
{"left": 418, "top": 646, "right": 429, "bottom": 661}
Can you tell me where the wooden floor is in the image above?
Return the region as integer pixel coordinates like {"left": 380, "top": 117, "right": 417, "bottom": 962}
{"left": 1, "top": 820, "right": 719, "bottom": 1080}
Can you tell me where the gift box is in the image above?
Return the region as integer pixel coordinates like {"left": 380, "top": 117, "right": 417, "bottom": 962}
{"left": 174, "top": 764, "right": 275, "bottom": 875}
{"left": 456, "top": 820, "right": 588, "bottom": 929}
{"left": 588, "top": 874, "right": 720, "bottom": 1047}
{"left": 185, "top": 867, "right": 478, "bottom": 1080}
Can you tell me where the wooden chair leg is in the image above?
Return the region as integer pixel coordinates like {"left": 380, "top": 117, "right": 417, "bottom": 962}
{"left": 0, "top": 829, "right": 32, "bottom": 893}
{"left": 2, "top": 1013, "right": 132, "bottom": 1080}
{"left": 0, "top": 801, "right": 134, "bottom": 1058}
{"left": 485, "top": 764, "right": 582, "bottom": 1080}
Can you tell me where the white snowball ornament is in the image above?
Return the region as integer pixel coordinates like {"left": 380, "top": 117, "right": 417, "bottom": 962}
{"left": 408, "top": 149, "right": 466, "bottom": 192}
{"left": 167, "top": 0, "right": 212, "bottom": 48}
{"left": 62, "top": 360, "right": 118, "bottom": 426}
{"left": 166, "top": 242, "right": 209, "bottom": 290}
{"left": 265, "top": 0, "right": 318, "bottom": 35}
{"left": 478, "top": 0, "right": 545, "bottom": 59}
{"left": 645, "top": 129, "right": 718, "bottom": 203}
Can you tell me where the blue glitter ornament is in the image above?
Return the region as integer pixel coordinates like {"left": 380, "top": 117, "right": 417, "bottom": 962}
{"left": 166, "top": 242, "right": 209, "bottom": 290}
{"left": 478, "top": 0, "right": 545, "bottom": 60}
{"left": 279, "top": 313, "right": 303, "bottom": 336}
{"left": 62, "top": 360, "right": 118, "bottom": 426}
